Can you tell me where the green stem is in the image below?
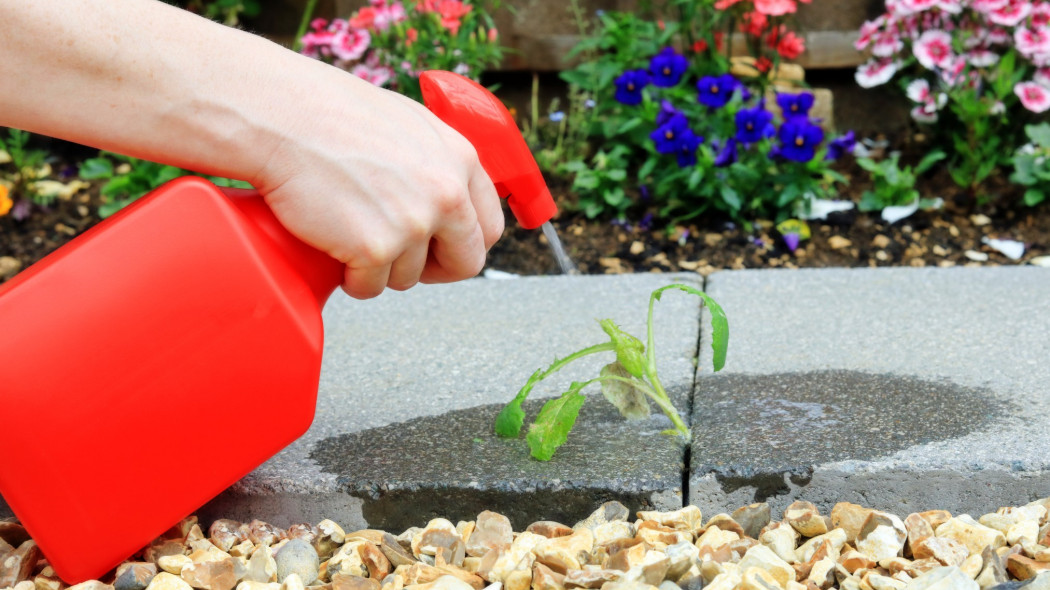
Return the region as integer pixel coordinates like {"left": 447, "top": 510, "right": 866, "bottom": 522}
{"left": 592, "top": 374, "right": 690, "bottom": 440}
{"left": 521, "top": 342, "right": 617, "bottom": 400}
{"left": 292, "top": 0, "right": 320, "bottom": 52}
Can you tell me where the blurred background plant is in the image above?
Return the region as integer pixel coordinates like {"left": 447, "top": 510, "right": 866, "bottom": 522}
{"left": 854, "top": 0, "right": 1050, "bottom": 204}
{"left": 162, "top": 0, "right": 260, "bottom": 27}
{"left": 295, "top": 0, "right": 505, "bottom": 101}
{"left": 0, "top": 129, "right": 90, "bottom": 221}
{"left": 1010, "top": 121, "right": 1050, "bottom": 207}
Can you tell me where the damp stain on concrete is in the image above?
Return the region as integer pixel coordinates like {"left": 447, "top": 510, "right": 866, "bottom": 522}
{"left": 691, "top": 370, "right": 1006, "bottom": 500}
{"left": 309, "top": 388, "right": 690, "bottom": 531}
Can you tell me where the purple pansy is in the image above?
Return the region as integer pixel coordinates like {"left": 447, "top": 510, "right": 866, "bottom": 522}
{"left": 826, "top": 130, "right": 857, "bottom": 161}
{"left": 675, "top": 129, "right": 704, "bottom": 168}
{"left": 734, "top": 105, "right": 775, "bottom": 145}
{"left": 778, "top": 119, "right": 825, "bottom": 163}
{"left": 714, "top": 137, "right": 738, "bottom": 167}
{"left": 649, "top": 113, "right": 691, "bottom": 154}
{"left": 696, "top": 74, "right": 739, "bottom": 109}
{"left": 649, "top": 47, "right": 689, "bottom": 87}
{"left": 776, "top": 92, "right": 815, "bottom": 119}
{"left": 615, "top": 69, "right": 651, "bottom": 105}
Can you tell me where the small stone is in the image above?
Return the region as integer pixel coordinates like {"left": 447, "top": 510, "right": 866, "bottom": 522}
{"left": 147, "top": 541, "right": 189, "bottom": 564}
{"left": 737, "top": 545, "right": 793, "bottom": 588}
{"left": 181, "top": 557, "right": 238, "bottom": 590}
{"left": 0, "top": 540, "right": 41, "bottom": 587}
{"left": 412, "top": 520, "right": 463, "bottom": 562}
{"left": 68, "top": 583, "right": 113, "bottom": 590}
{"left": 160, "top": 555, "right": 194, "bottom": 575}
{"left": 210, "top": 521, "right": 249, "bottom": 553}
{"left": 695, "top": 526, "right": 739, "bottom": 552}
{"left": 932, "top": 245, "right": 948, "bottom": 257}
{"left": 970, "top": 214, "right": 992, "bottom": 226}
{"left": 281, "top": 575, "right": 305, "bottom": 590}
{"left": 1030, "top": 256, "right": 1050, "bottom": 268}
{"left": 146, "top": 573, "right": 195, "bottom": 590}
{"left": 229, "top": 542, "right": 256, "bottom": 558}
{"left": 246, "top": 546, "right": 278, "bottom": 583}
{"left": 936, "top": 516, "right": 1006, "bottom": 556}
{"left": 316, "top": 521, "right": 346, "bottom": 560}
{"left": 1007, "top": 554, "right": 1050, "bottom": 580}
{"left": 236, "top": 583, "right": 279, "bottom": 590}
{"left": 531, "top": 563, "right": 564, "bottom": 590}
{"left": 964, "top": 250, "right": 989, "bottom": 262}
{"left": 629, "top": 241, "right": 645, "bottom": 255}
{"left": 904, "top": 514, "right": 935, "bottom": 555}
{"left": 731, "top": 504, "right": 770, "bottom": 540}
{"left": 757, "top": 522, "right": 798, "bottom": 564}
{"left": 656, "top": 582, "right": 679, "bottom": 590}
{"left": 534, "top": 529, "right": 593, "bottom": 572}
{"left": 563, "top": 567, "right": 620, "bottom": 588}
{"left": 806, "top": 557, "right": 837, "bottom": 588}
{"left": 663, "top": 543, "right": 699, "bottom": 580}
{"left": 0, "top": 256, "right": 23, "bottom": 279}
{"left": 467, "top": 513, "right": 514, "bottom": 558}
{"left": 275, "top": 539, "right": 320, "bottom": 586}
{"left": 738, "top": 567, "right": 780, "bottom": 590}
{"left": 796, "top": 528, "right": 847, "bottom": 564}
{"left": 636, "top": 507, "right": 703, "bottom": 536}
{"left": 876, "top": 250, "right": 891, "bottom": 262}
{"left": 33, "top": 572, "right": 64, "bottom": 590}
{"left": 381, "top": 534, "right": 417, "bottom": 568}
{"left": 115, "top": 563, "right": 159, "bottom": 590}
{"left": 831, "top": 503, "right": 875, "bottom": 544}
{"left": 912, "top": 536, "right": 969, "bottom": 567}
{"left": 250, "top": 521, "right": 286, "bottom": 547}
{"left": 828, "top": 236, "right": 852, "bottom": 250}
{"left": 838, "top": 550, "right": 875, "bottom": 574}
{"left": 481, "top": 532, "right": 544, "bottom": 583}
{"left": 703, "top": 515, "right": 745, "bottom": 539}
{"left": 918, "top": 511, "right": 952, "bottom": 531}
{"left": 14, "top": 581, "right": 36, "bottom": 590}
{"left": 331, "top": 575, "right": 379, "bottom": 590}
{"left": 784, "top": 501, "right": 828, "bottom": 538}
{"left": 329, "top": 541, "right": 370, "bottom": 579}
{"left": 503, "top": 570, "right": 531, "bottom": 590}
{"left": 360, "top": 542, "right": 393, "bottom": 581}
{"left": 856, "top": 512, "right": 907, "bottom": 561}
{"left": 287, "top": 526, "right": 319, "bottom": 545}
{"left": 873, "top": 235, "right": 891, "bottom": 249}
{"left": 905, "top": 565, "right": 978, "bottom": 589}
{"left": 574, "top": 503, "right": 630, "bottom": 531}
{"left": 959, "top": 553, "right": 982, "bottom": 579}
{"left": 592, "top": 522, "right": 635, "bottom": 547}
{"left": 863, "top": 572, "right": 905, "bottom": 589}
{"left": 524, "top": 523, "right": 573, "bottom": 540}
{"left": 635, "top": 524, "right": 689, "bottom": 551}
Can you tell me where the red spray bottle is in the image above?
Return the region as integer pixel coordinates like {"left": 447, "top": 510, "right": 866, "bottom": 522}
{"left": 0, "top": 71, "right": 555, "bottom": 582}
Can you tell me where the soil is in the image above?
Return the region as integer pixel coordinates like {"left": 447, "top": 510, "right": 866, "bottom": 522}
{"left": 2, "top": 141, "right": 1048, "bottom": 284}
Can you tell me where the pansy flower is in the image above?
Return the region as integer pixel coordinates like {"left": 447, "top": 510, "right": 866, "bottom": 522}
{"left": 735, "top": 105, "right": 775, "bottom": 144}
{"left": 649, "top": 113, "right": 691, "bottom": 154}
{"left": 696, "top": 74, "right": 740, "bottom": 109}
{"left": 778, "top": 119, "right": 824, "bottom": 162}
{"left": 826, "top": 130, "right": 857, "bottom": 161}
{"left": 614, "top": 69, "right": 650, "bottom": 105}
{"left": 649, "top": 47, "right": 689, "bottom": 87}
{"left": 675, "top": 130, "right": 704, "bottom": 168}
{"left": 655, "top": 100, "right": 682, "bottom": 127}
{"left": 714, "top": 138, "right": 739, "bottom": 167}
{"left": 776, "top": 92, "right": 815, "bottom": 119}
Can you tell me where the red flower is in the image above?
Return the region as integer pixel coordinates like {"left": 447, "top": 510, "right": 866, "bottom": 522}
{"left": 714, "top": 0, "right": 743, "bottom": 8}
{"left": 349, "top": 6, "right": 376, "bottom": 29}
{"left": 693, "top": 39, "right": 709, "bottom": 53}
{"left": 714, "top": 31, "right": 725, "bottom": 51}
{"left": 406, "top": 27, "right": 418, "bottom": 45}
{"left": 776, "top": 30, "right": 805, "bottom": 59}
{"left": 755, "top": 56, "right": 773, "bottom": 73}
{"left": 741, "top": 11, "right": 769, "bottom": 37}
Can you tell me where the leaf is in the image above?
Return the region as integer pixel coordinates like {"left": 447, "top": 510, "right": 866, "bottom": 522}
{"left": 494, "top": 368, "right": 542, "bottom": 437}
{"left": 1026, "top": 123, "right": 1050, "bottom": 148}
{"left": 599, "top": 362, "right": 650, "bottom": 420}
{"left": 651, "top": 284, "right": 729, "bottom": 372}
{"left": 600, "top": 319, "right": 646, "bottom": 377}
{"left": 1024, "top": 188, "right": 1046, "bottom": 207}
{"left": 914, "top": 150, "right": 947, "bottom": 176}
{"left": 79, "top": 157, "right": 114, "bottom": 180}
{"left": 526, "top": 385, "right": 587, "bottom": 461}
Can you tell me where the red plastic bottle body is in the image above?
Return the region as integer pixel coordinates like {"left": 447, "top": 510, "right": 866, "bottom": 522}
{"left": 0, "top": 177, "right": 343, "bottom": 582}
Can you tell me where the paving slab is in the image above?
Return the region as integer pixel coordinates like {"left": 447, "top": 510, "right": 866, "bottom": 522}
{"left": 690, "top": 266, "right": 1050, "bottom": 519}
{"left": 189, "top": 273, "right": 702, "bottom": 531}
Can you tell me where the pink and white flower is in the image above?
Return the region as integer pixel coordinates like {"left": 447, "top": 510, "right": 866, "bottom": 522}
{"left": 872, "top": 31, "right": 905, "bottom": 57}
{"left": 967, "top": 47, "right": 1000, "bottom": 67}
{"left": 1016, "top": 80, "right": 1050, "bottom": 112}
{"left": 906, "top": 78, "right": 932, "bottom": 102}
{"left": 986, "top": 27, "right": 1012, "bottom": 45}
{"left": 913, "top": 29, "right": 955, "bottom": 70}
{"left": 1032, "top": 4, "right": 1050, "bottom": 28}
{"left": 1036, "top": 67, "right": 1050, "bottom": 87}
{"left": 331, "top": 27, "right": 371, "bottom": 62}
{"left": 971, "top": 0, "right": 1009, "bottom": 13}
{"left": 911, "top": 103, "right": 940, "bottom": 122}
{"left": 351, "top": 64, "right": 393, "bottom": 87}
{"left": 988, "top": 1, "right": 1032, "bottom": 27}
{"left": 855, "top": 17, "right": 885, "bottom": 51}
{"left": 1015, "top": 27, "right": 1050, "bottom": 59}
{"left": 936, "top": 0, "right": 962, "bottom": 15}
{"left": 855, "top": 59, "right": 899, "bottom": 87}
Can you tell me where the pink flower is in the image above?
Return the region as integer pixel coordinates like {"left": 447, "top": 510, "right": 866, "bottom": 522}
{"left": 855, "top": 59, "right": 899, "bottom": 87}
{"left": 855, "top": 17, "right": 886, "bottom": 51}
{"left": 299, "top": 28, "right": 336, "bottom": 59}
{"left": 352, "top": 64, "right": 393, "bottom": 86}
{"left": 899, "top": 0, "right": 939, "bottom": 13}
{"left": 872, "top": 30, "right": 905, "bottom": 57}
{"left": 971, "top": 0, "right": 1009, "bottom": 13}
{"left": 936, "top": 0, "right": 962, "bottom": 14}
{"left": 438, "top": 0, "right": 472, "bottom": 34}
{"left": 1032, "top": 4, "right": 1050, "bottom": 28}
{"left": 754, "top": 0, "right": 797, "bottom": 16}
{"left": 331, "top": 28, "right": 371, "bottom": 61}
{"left": 1016, "top": 81, "right": 1050, "bottom": 112}
{"left": 741, "top": 11, "right": 769, "bottom": 37}
{"left": 1015, "top": 27, "right": 1050, "bottom": 59}
{"left": 1035, "top": 67, "right": 1050, "bottom": 87}
{"left": 774, "top": 29, "right": 806, "bottom": 59}
{"left": 906, "top": 78, "right": 931, "bottom": 102}
{"left": 911, "top": 103, "right": 939, "bottom": 122}
{"left": 372, "top": 0, "right": 407, "bottom": 31}
{"left": 986, "top": 27, "right": 1012, "bottom": 45}
{"left": 967, "top": 47, "right": 1000, "bottom": 67}
{"left": 913, "top": 29, "right": 954, "bottom": 70}
{"left": 988, "top": 1, "right": 1032, "bottom": 27}
{"left": 714, "top": 0, "right": 744, "bottom": 9}
{"left": 488, "top": 27, "right": 499, "bottom": 42}
{"left": 349, "top": 6, "right": 376, "bottom": 29}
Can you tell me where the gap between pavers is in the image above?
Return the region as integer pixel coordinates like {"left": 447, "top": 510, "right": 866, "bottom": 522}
{"left": 690, "top": 266, "right": 1050, "bottom": 519}
{"left": 189, "top": 273, "right": 703, "bottom": 531}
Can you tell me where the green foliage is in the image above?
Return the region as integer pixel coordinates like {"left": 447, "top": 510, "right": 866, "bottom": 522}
{"left": 79, "top": 152, "right": 250, "bottom": 218}
{"left": 495, "top": 283, "right": 729, "bottom": 461}
{"left": 1010, "top": 123, "right": 1050, "bottom": 207}
{"left": 856, "top": 150, "right": 946, "bottom": 213}
{"left": 561, "top": 146, "right": 632, "bottom": 218}
{"left": 0, "top": 129, "right": 60, "bottom": 207}
{"left": 163, "top": 0, "right": 260, "bottom": 27}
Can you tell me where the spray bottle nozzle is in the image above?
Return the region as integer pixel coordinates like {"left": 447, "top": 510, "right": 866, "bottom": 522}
{"left": 420, "top": 70, "right": 557, "bottom": 230}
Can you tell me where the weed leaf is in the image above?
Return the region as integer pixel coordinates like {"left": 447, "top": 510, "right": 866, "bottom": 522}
{"left": 652, "top": 284, "right": 729, "bottom": 372}
{"left": 526, "top": 384, "right": 587, "bottom": 461}
{"left": 494, "top": 368, "right": 543, "bottom": 437}
{"left": 600, "top": 319, "right": 646, "bottom": 377}
{"left": 600, "top": 362, "right": 651, "bottom": 420}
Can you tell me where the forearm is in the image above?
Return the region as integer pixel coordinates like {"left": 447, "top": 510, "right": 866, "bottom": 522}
{"left": 0, "top": 0, "right": 337, "bottom": 182}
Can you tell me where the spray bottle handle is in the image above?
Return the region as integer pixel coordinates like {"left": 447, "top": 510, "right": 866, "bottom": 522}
{"left": 419, "top": 71, "right": 557, "bottom": 230}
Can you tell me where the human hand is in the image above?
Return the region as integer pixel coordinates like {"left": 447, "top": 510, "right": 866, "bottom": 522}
{"left": 252, "top": 70, "right": 504, "bottom": 300}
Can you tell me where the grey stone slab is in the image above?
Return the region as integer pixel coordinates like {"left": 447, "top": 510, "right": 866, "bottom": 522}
{"left": 690, "top": 267, "right": 1050, "bottom": 519}
{"left": 198, "top": 273, "right": 702, "bottom": 531}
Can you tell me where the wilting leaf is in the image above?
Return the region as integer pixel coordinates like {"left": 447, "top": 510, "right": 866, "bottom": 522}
{"left": 600, "top": 362, "right": 650, "bottom": 420}
{"left": 600, "top": 319, "right": 646, "bottom": 377}
{"left": 526, "top": 384, "right": 587, "bottom": 461}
